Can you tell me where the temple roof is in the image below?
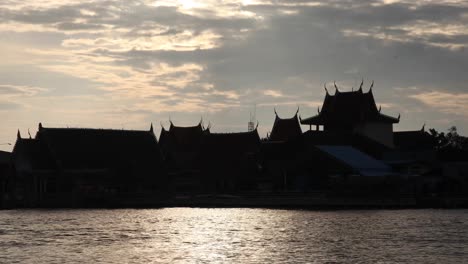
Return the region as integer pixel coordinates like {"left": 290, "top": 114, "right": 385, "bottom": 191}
{"left": 34, "top": 123, "right": 162, "bottom": 169}
{"left": 302, "top": 130, "right": 390, "bottom": 159}
{"left": 159, "top": 121, "right": 208, "bottom": 152}
{"left": 13, "top": 137, "right": 55, "bottom": 170}
{"left": 316, "top": 145, "right": 393, "bottom": 177}
{"left": 269, "top": 109, "right": 302, "bottom": 142}
{"left": 394, "top": 127, "right": 435, "bottom": 150}
{"left": 201, "top": 129, "right": 260, "bottom": 154}
{"left": 300, "top": 84, "right": 399, "bottom": 126}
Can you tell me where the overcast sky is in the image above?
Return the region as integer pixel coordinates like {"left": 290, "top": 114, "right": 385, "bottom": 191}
{"left": 1, "top": 0, "right": 468, "bottom": 150}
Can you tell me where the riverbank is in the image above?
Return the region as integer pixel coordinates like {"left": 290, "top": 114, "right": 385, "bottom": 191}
{"left": 4, "top": 193, "right": 468, "bottom": 209}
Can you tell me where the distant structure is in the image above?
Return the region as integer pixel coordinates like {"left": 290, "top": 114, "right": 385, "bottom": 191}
{"left": 2, "top": 79, "right": 468, "bottom": 208}
{"left": 300, "top": 81, "right": 399, "bottom": 147}
{"left": 248, "top": 105, "right": 256, "bottom": 132}
{"left": 269, "top": 108, "right": 302, "bottom": 142}
{"left": 11, "top": 123, "right": 166, "bottom": 207}
{"left": 159, "top": 120, "right": 209, "bottom": 193}
{"left": 159, "top": 120, "right": 208, "bottom": 155}
{"left": 201, "top": 127, "right": 261, "bottom": 192}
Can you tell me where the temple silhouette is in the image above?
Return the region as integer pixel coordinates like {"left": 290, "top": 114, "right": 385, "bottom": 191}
{"left": 1, "top": 81, "right": 467, "bottom": 208}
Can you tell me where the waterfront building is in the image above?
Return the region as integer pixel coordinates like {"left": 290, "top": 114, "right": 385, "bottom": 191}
{"left": 269, "top": 108, "right": 302, "bottom": 142}
{"left": 200, "top": 128, "right": 261, "bottom": 192}
{"left": 11, "top": 123, "right": 166, "bottom": 207}
{"left": 159, "top": 120, "right": 209, "bottom": 193}
{"left": 300, "top": 82, "right": 399, "bottom": 147}
{"left": 0, "top": 150, "right": 12, "bottom": 207}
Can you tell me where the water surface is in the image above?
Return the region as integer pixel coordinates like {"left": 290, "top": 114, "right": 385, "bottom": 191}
{"left": 0, "top": 209, "right": 467, "bottom": 263}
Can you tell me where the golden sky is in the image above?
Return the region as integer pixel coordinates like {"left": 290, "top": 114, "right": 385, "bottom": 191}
{"left": 1, "top": 0, "right": 468, "bottom": 149}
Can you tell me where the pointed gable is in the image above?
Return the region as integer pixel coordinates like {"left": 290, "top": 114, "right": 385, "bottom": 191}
{"left": 159, "top": 121, "right": 207, "bottom": 152}
{"left": 12, "top": 134, "right": 55, "bottom": 170}
{"left": 269, "top": 109, "right": 302, "bottom": 142}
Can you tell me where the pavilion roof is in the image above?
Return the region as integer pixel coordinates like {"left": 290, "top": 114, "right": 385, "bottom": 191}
{"left": 300, "top": 85, "right": 399, "bottom": 126}
{"left": 34, "top": 123, "right": 162, "bottom": 169}
{"left": 159, "top": 121, "right": 208, "bottom": 152}
{"left": 269, "top": 109, "right": 302, "bottom": 142}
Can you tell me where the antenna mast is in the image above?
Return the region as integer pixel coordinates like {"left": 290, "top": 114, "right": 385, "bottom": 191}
{"left": 248, "top": 104, "right": 256, "bottom": 132}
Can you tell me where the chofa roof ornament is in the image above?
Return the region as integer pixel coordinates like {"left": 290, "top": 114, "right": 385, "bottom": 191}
{"left": 334, "top": 81, "right": 340, "bottom": 94}
{"left": 369, "top": 80, "right": 374, "bottom": 92}
{"left": 324, "top": 83, "right": 329, "bottom": 95}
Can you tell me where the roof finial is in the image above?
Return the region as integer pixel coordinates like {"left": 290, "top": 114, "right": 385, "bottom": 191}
{"left": 255, "top": 121, "right": 259, "bottom": 130}
{"left": 28, "top": 129, "right": 32, "bottom": 139}
{"left": 334, "top": 81, "right": 339, "bottom": 94}
{"left": 324, "top": 83, "right": 329, "bottom": 95}
{"left": 274, "top": 107, "right": 278, "bottom": 116}
{"left": 199, "top": 116, "right": 203, "bottom": 126}
{"left": 359, "top": 78, "right": 364, "bottom": 90}
{"left": 398, "top": 113, "right": 401, "bottom": 121}
{"left": 369, "top": 80, "right": 374, "bottom": 92}
{"left": 17, "top": 129, "right": 21, "bottom": 139}
{"left": 160, "top": 121, "right": 166, "bottom": 131}
{"left": 38, "top": 122, "right": 43, "bottom": 131}
{"left": 295, "top": 106, "right": 299, "bottom": 116}
{"left": 421, "top": 123, "right": 426, "bottom": 132}
{"left": 149, "top": 123, "right": 154, "bottom": 132}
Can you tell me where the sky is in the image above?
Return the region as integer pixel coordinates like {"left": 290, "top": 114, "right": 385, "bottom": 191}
{"left": 1, "top": 0, "right": 468, "bottom": 150}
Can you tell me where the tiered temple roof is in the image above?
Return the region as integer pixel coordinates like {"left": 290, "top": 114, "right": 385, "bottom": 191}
{"left": 269, "top": 108, "right": 302, "bottom": 142}
{"left": 300, "top": 82, "right": 399, "bottom": 127}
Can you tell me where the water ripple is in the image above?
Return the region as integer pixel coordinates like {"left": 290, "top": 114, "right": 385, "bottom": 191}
{"left": 0, "top": 209, "right": 467, "bottom": 263}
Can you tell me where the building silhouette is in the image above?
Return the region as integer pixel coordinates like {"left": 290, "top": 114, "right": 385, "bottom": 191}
{"left": 159, "top": 120, "right": 209, "bottom": 194}
{"left": 1, "top": 81, "right": 467, "bottom": 208}
{"left": 11, "top": 123, "right": 166, "bottom": 207}
{"left": 300, "top": 82, "right": 399, "bottom": 147}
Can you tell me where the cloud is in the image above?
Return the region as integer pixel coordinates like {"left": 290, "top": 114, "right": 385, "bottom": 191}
{"left": 0, "top": 84, "right": 48, "bottom": 96}
{"left": 409, "top": 91, "right": 468, "bottom": 117}
{"left": 0, "top": 0, "right": 468, "bottom": 147}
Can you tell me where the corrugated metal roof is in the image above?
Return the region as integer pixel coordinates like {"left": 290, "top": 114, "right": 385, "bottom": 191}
{"left": 317, "top": 145, "right": 393, "bottom": 176}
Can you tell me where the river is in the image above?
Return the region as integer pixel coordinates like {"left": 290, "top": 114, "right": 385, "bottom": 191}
{"left": 0, "top": 209, "right": 467, "bottom": 263}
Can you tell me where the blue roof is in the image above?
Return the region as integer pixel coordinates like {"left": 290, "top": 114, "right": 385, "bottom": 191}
{"left": 317, "top": 145, "right": 393, "bottom": 176}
